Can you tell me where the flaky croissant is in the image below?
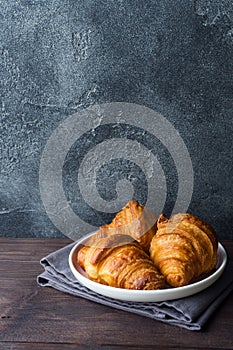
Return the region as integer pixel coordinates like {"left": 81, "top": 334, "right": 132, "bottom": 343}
{"left": 149, "top": 213, "right": 218, "bottom": 287}
{"left": 78, "top": 234, "right": 165, "bottom": 290}
{"left": 97, "top": 200, "right": 157, "bottom": 252}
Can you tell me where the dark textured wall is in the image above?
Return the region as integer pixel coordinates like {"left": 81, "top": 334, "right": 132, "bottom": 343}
{"left": 1, "top": 0, "right": 233, "bottom": 239}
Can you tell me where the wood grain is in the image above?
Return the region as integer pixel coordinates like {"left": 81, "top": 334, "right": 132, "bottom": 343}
{"left": 0, "top": 238, "right": 232, "bottom": 349}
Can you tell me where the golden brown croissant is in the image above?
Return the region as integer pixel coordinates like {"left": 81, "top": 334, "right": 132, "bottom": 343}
{"left": 97, "top": 200, "right": 157, "bottom": 252}
{"left": 149, "top": 213, "right": 218, "bottom": 287}
{"left": 77, "top": 234, "right": 165, "bottom": 290}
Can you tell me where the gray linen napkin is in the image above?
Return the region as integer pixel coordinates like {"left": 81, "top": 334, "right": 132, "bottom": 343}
{"left": 37, "top": 241, "right": 233, "bottom": 331}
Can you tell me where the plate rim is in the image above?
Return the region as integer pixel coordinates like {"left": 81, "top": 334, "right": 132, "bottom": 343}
{"left": 68, "top": 232, "right": 227, "bottom": 302}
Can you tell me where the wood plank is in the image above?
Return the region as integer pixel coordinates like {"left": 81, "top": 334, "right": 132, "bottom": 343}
{"left": 0, "top": 239, "right": 232, "bottom": 349}
{"left": 0, "top": 238, "right": 72, "bottom": 261}
{"left": 0, "top": 344, "right": 125, "bottom": 350}
{"left": 1, "top": 290, "right": 233, "bottom": 348}
{"left": 0, "top": 344, "right": 82, "bottom": 350}
{"left": 0, "top": 343, "right": 218, "bottom": 350}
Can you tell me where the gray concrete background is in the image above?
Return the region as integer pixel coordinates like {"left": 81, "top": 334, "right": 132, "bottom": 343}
{"left": 1, "top": 0, "right": 233, "bottom": 239}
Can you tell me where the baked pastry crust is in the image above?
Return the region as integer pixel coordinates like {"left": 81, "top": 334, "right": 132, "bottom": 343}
{"left": 149, "top": 213, "right": 218, "bottom": 287}
{"left": 97, "top": 200, "right": 157, "bottom": 252}
{"left": 78, "top": 234, "right": 165, "bottom": 290}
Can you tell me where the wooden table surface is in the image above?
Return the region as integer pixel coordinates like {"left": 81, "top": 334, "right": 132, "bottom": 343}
{"left": 0, "top": 238, "right": 233, "bottom": 350}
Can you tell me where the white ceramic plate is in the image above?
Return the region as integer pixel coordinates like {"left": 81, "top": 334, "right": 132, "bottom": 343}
{"left": 69, "top": 232, "right": 227, "bottom": 302}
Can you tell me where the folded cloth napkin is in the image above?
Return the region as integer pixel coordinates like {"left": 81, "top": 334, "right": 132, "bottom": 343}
{"left": 37, "top": 241, "right": 233, "bottom": 331}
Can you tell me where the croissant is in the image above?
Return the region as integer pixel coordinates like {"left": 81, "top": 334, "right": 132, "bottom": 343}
{"left": 78, "top": 234, "right": 165, "bottom": 290}
{"left": 149, "top": 213, "right": 218, "bottom": 287}
{"left": 97, "top": 200, "right": 157, "bottom": 252}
